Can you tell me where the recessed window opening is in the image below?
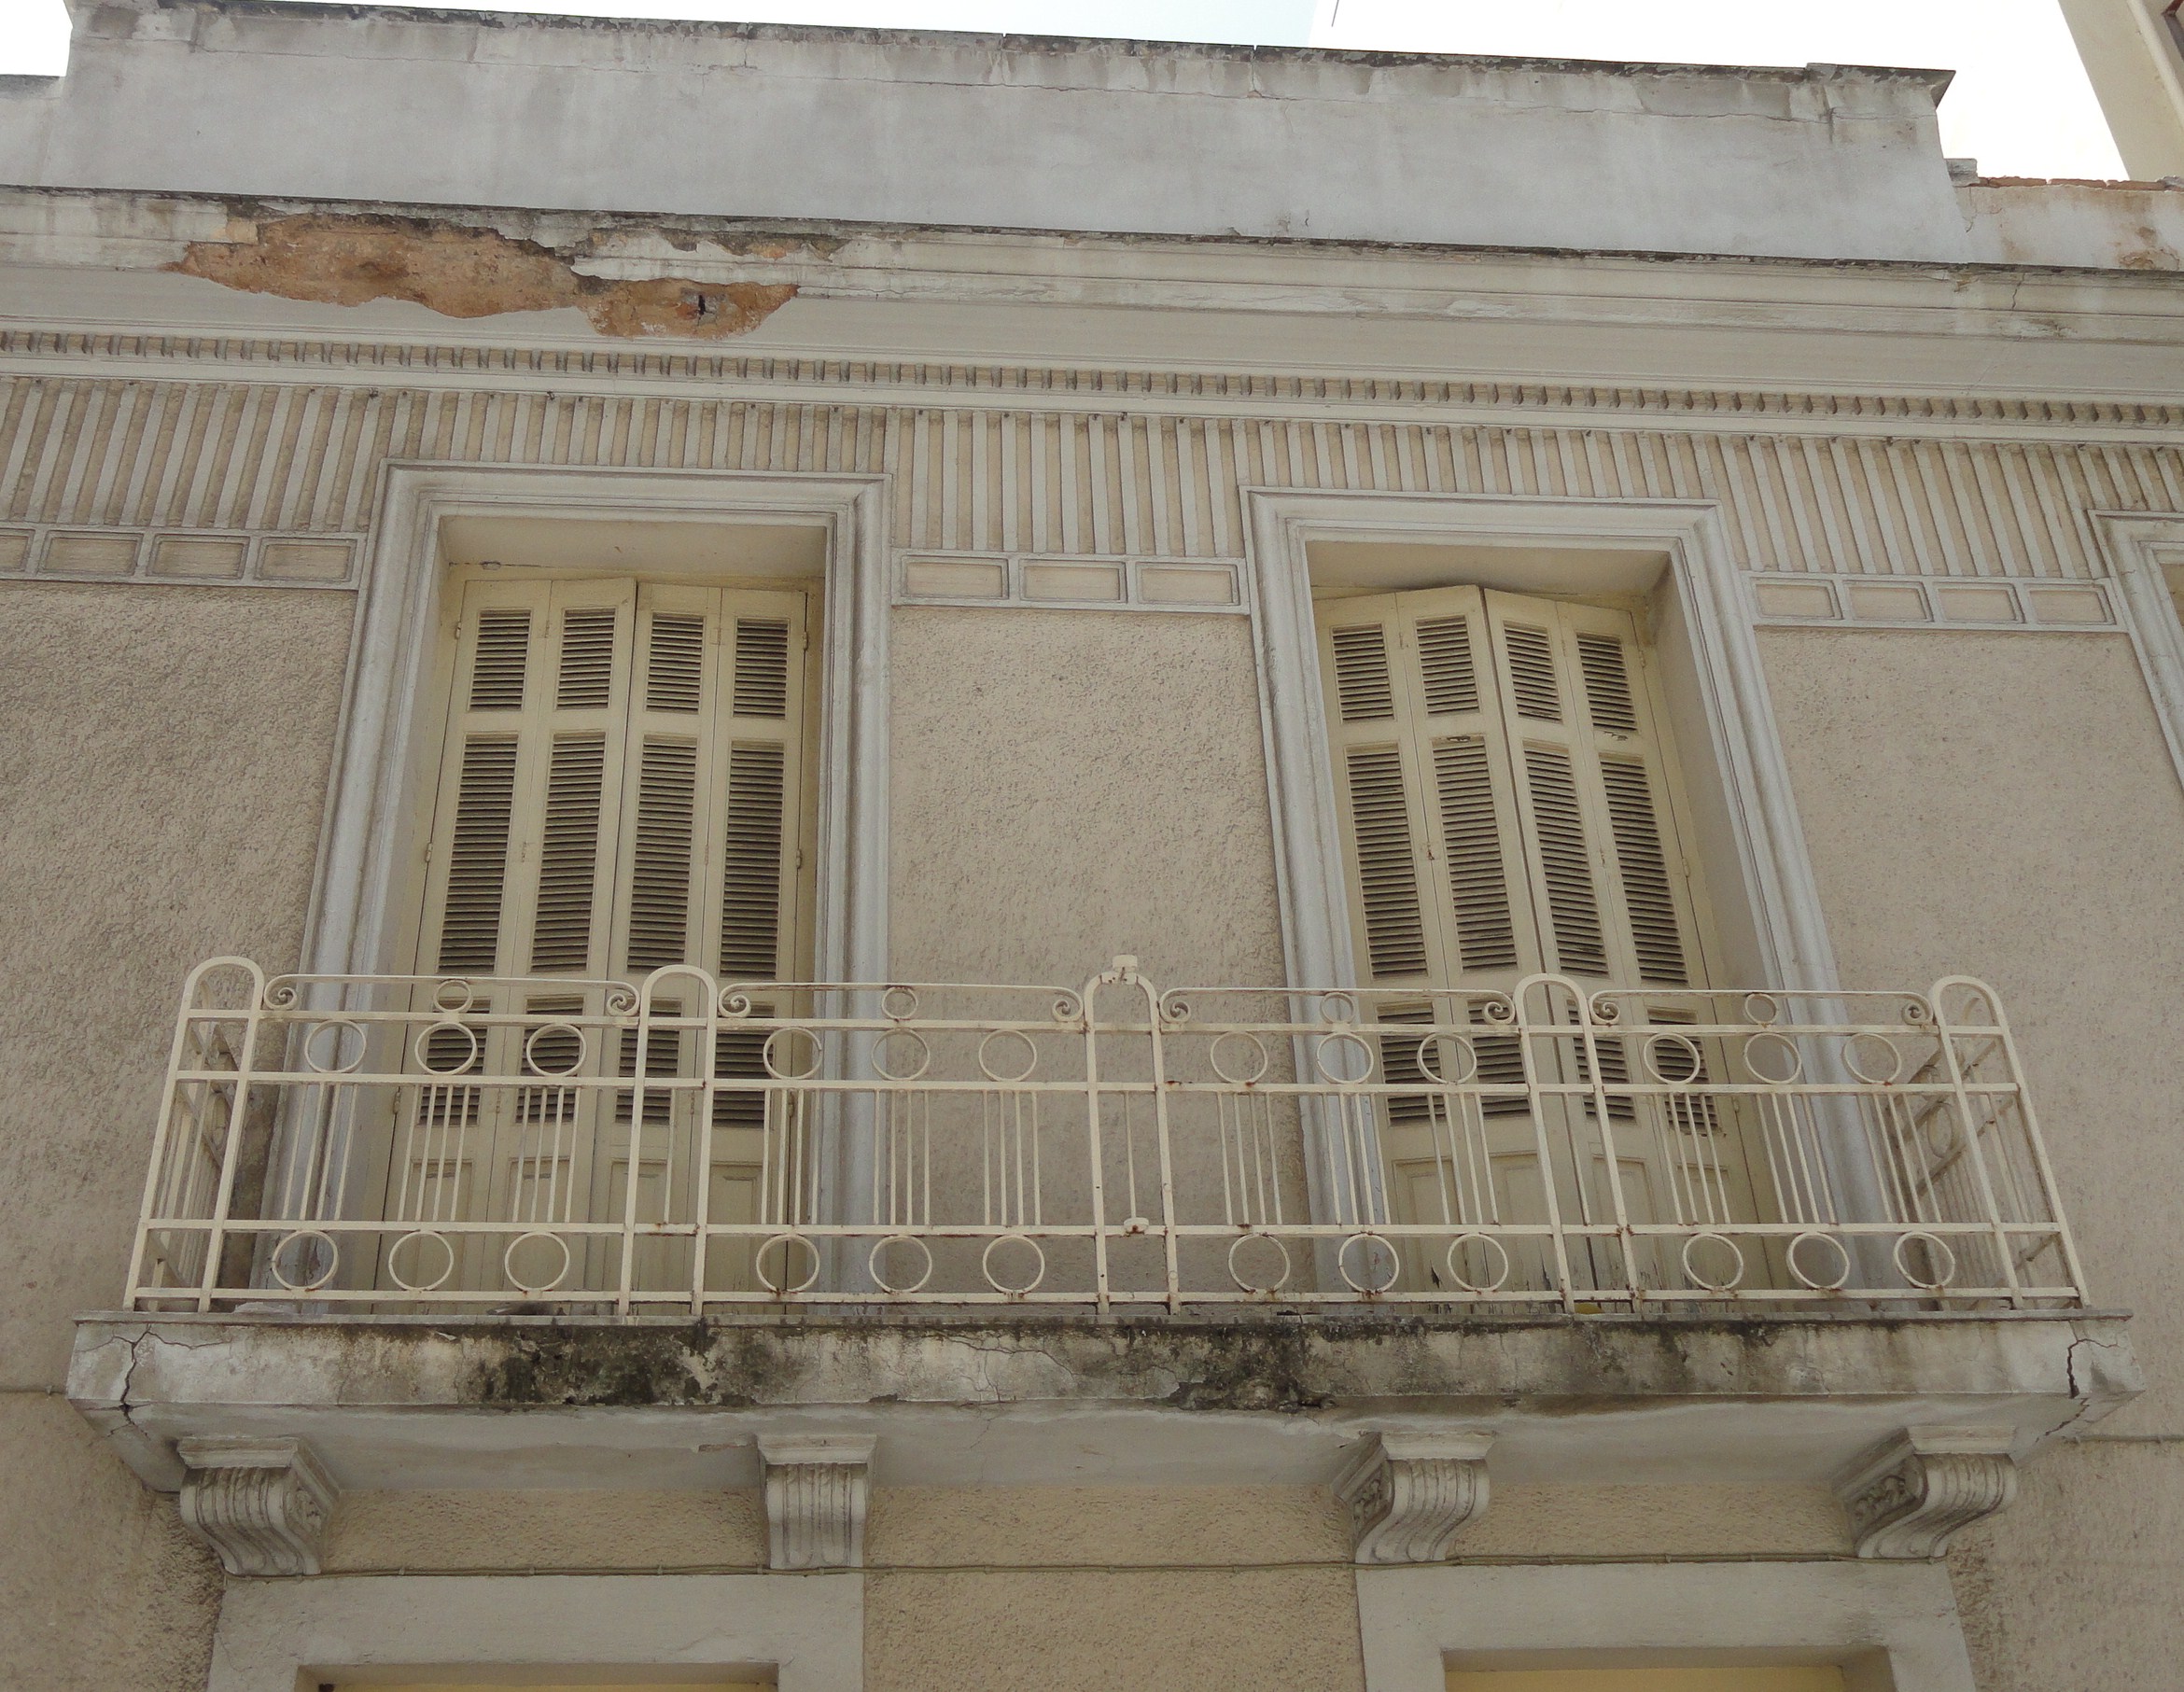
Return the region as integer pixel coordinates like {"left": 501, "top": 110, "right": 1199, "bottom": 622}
{"left": 352, "top": 540, "right": 823, "bottom": 1305}
{"left": 1308, "top": 538, "right": 1785, "bottom": 1293}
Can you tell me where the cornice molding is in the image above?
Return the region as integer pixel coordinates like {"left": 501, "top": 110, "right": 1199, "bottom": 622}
{"left": 7, "top": 329, "right": 2184, "bottom": 442}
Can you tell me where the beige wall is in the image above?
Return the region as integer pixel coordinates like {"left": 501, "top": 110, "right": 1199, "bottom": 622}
{"left": 1761, "top": 626, "right": 2184, "bottom": 1692}
{"left": 0, "top": 581, "right": 354, "bottom": 1689}
{"left": 889, "top": 606, "right": 1286, "bottom": 990}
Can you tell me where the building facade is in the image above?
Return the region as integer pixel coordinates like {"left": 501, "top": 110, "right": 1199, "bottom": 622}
{"left": 2, "top": 5, "right": 2182, "bottom": 1689}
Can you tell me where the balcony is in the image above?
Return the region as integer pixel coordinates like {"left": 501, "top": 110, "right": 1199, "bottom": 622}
{"left": 71, "top": 955, "right": 2137, "bottom": 1506}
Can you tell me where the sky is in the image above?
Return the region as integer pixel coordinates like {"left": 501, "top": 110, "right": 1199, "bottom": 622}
{"left": 0, "top": 0, "right": 2131, "bottom": 179}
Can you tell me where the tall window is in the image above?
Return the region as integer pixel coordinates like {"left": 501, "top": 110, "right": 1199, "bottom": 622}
{"left": 1315, "top": 584, "right": 1729, "bottom": 1242}
{"left": 381, "top": 571, "right": 817, "bottom": 1286}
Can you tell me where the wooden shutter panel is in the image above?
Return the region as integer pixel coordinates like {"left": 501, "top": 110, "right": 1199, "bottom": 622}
{"left": 1491, "top": 593, "right": 1706, "bottom": 989}
{"left": 1319, "top": 585, "right": 1709, "bottom": 997}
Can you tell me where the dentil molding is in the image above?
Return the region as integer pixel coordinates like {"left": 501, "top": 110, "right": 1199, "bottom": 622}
{"left": 1838, "top": 1426, "right": 2020, "bottom": 1559}
{"left": 759, "top": 1434, "right": 876, "bottom": 1571}
{"left": 175, "top": 1435, "right": 340, "bottom": 1577}
{"left": 1337, "top": 1431, "right": 1494, "bottom": 1564}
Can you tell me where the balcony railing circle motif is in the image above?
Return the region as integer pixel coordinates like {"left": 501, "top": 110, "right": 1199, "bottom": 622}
{"left": 1228, "top": 1231, "right": 1292, "bottom": 1294}
{"left": 874, "top": 1028, "right": 931, "bottom": 1083}
{"left": 868, "top": 1234, "right": 934, "bottom": 1295}
{"left": 1315, "top": 1030, "right": 1376, "bottom": 1084}
{"left": 1643, "top": 1032, "right": 1706, "bottom": 1087}
{"left": 881, "top": 985, "right": 921, "bottom": 1022}
{"left": 414, "top": 1020, "right": 479, "bottom": 1073}
{"left": 1446, "top": 1232, "right": 1513, "bottom": 1294}
{"left": 302, "top": 1019, "right": 368, "bottom": 1075}
{"left": 269, "top": 1228, "right": 340, "bottom": 1293}
{"left": 1844, "top": 1031, "right": 1908, "bottom": 1085}
{"left": 982, "top": 1233, "right": 1046, "bottom": 1296}
{"left": 1895, "top": 1230, "right": 1959, "bottom": 1292}
{"left": 756, "top": 1232, "right": 823, "bottom": 1295}
{"left": 763, "top": 1028, "right": 823, "bottom": 1083}
{"left": 1787, "top": 1229, "right": 1854, "bottom": 1292}
{"left": 523, "top": 1022, "right": 589, "bottom": 1079}
{"left": 431, "top": 978, "right": 475, "bottom": 1014}
{"left": 1209, "top": 1030, "right": 1271, "bottom": 1085}
{"left": 502, "top": 1231, "right": 572, "bottom": 1296}
{"left": 1681, "top": 1231, "right": 1748, "bottom": 1293}
{"left": 1415, "top": 1031, "right": 1477, "bottom": 1085}
{"left": 1742, "top": 1030, "right": 1803, "bottom": 1084}
{"left": 1337, "top": 1232, "right": 1402, "bottom": 1295}
{"left": 387, "top": 1228, "right": 457, "bottom": 1293}
{"left": 977, "top": 1028, "right": 1041, "bottom": 1084}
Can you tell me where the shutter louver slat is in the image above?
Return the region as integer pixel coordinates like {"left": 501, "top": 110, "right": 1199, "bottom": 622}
{"left": 555, "top": 606, "right": 618, "bottom": 709}
{"left": 1432, "top": 736, "right": 1519, "bottom": 972}
{"left": 469, "top": 610, "right": 531, "bottom": 710}
{"left": 1576, "top": 633, "right": 1638, "bottom": 733}
{"left": 645, "top": 615, "right": 706, "bottom": 713}
{"left": 1503, "top": 624, "right": 1563, "bottom": 722}
{"left": 626, "top": 738, "right": 698, "bottom": 970}
{"left": 732, "top": 620, "right": 791, "bottom": 720}
{"left": 528, "top": 734, "right": 608, "bottom": 972}
{"left": 1415, "top": 615, "right": 1480, "bottom": 716}
{"left": 437, "top": 737, "right": 519, "bottom": 972}
{"left": 1331, "top": 624, "right": 1397, "bottom": 722}
{"left": 1523, "top": 744, "right": 1609, "bottom": 975}
{"left": 1344, "top": 746, "right": 1429, "bottom": 978}
{"left": 1601, "top": 757, "right": 1689, "bottom": 986}
{"left": 720, "top": 743, "right": 787, "bottom": 978}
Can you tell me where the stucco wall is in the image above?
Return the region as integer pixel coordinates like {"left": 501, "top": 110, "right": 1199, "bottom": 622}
{"left": 1761, "top": 626, "right": 2184, "bottom": 1692}
{"left": 0, "top": 580, "right": 354, "bottom": 1689}
{"left": 889, "top": 606, "right": 1286, "bottom": 990}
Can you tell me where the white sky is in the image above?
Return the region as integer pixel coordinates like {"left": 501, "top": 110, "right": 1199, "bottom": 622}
{"left": 0, "top": 0, "right": 2130, "bottom": 178}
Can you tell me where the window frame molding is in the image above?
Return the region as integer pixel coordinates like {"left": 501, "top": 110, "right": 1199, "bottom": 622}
{"left": 2093, "top": 510, "right": 2184, "bottom": 800}
{"left": 208, "top": 1570, "right": 862, "bottom": 1692}
{"left": 1353, "top": 1559, "right": 1972, "bottom": 1692}
{"left": 1243, "top": 488, "right": 1841, "bottom": 1003}
{"left": 306, "top": 463, "right": 890, "bottom": 990}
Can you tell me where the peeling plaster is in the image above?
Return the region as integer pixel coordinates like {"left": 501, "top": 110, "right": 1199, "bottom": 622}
{"left": 171, "top": 215, "right": 798, "bottom": 337}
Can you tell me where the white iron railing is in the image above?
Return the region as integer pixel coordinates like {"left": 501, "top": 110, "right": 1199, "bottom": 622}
{"left": 127, "top": 956, "right": 2089, "bottom": 1315}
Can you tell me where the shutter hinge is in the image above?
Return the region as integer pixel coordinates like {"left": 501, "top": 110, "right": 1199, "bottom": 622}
{"left": 422, "top": 838, "right": 433, "bottom": 864}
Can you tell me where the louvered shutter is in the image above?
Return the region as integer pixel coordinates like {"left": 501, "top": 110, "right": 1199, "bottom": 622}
{"left": 1317, "top": 587, "right": 1547, "bottom": 996}
{"left": 416, "top": 577, "right": 638, "bottom": 981}
{"left": 404, "top": 574, "right": 812, "bottom": 1279}
{"left": 1481, "top": 591, "right": 1704, "bottom": 989}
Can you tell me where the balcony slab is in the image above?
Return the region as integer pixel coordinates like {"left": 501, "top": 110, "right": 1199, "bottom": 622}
{"left": 68, "top": 1308, "right": 2140, "bottom": 1495}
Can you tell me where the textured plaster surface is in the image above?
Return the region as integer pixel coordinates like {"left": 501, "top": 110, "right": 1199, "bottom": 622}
{"left": 0, "top": 581, "right": 353, "bottom": 1690}
{"left": 1453, "top": 1485, "right": 1852, "bottom": 1557}
{"left": 863, "top": 1485, "right": 1365, "bottom": 1692}
{"left": 1762, "top": 627, "right": 2184, "bottom": 1692}
{"left": 324, "top": 1489, "right": 770, "bottom": 1571}
{"left": 889, "top": 607, "right": 1285, "bottom": 988}
{"left": 0, "top": 1393, "right": 222, "bottom": 1690}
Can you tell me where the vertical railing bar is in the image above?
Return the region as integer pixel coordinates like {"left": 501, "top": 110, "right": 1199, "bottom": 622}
{"left": 195, "top": 962, "right": 271, "bottom": 1312}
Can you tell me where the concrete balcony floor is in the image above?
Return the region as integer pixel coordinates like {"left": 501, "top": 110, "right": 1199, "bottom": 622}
{"left": 68, "top": 1306, "right": 2141, "bottom": 1494}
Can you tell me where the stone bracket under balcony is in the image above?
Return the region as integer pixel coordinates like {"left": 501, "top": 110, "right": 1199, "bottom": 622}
{"left": 68, "top": 1307, "right": 2139, "bottom": 1497}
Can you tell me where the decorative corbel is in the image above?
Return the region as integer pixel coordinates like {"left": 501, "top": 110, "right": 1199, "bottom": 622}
{"left": 1336, "top": 1431, "right": 1494, "bottom": 1564}
{"left": 175, "top": 1435, "right": 339, "bottom": 1576}
{"left": 758, "top": 1434, "right": 875, "bottom": 1570}
{"left": 1838, "top": 1426, "right": 2019, "bottom": 1559}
